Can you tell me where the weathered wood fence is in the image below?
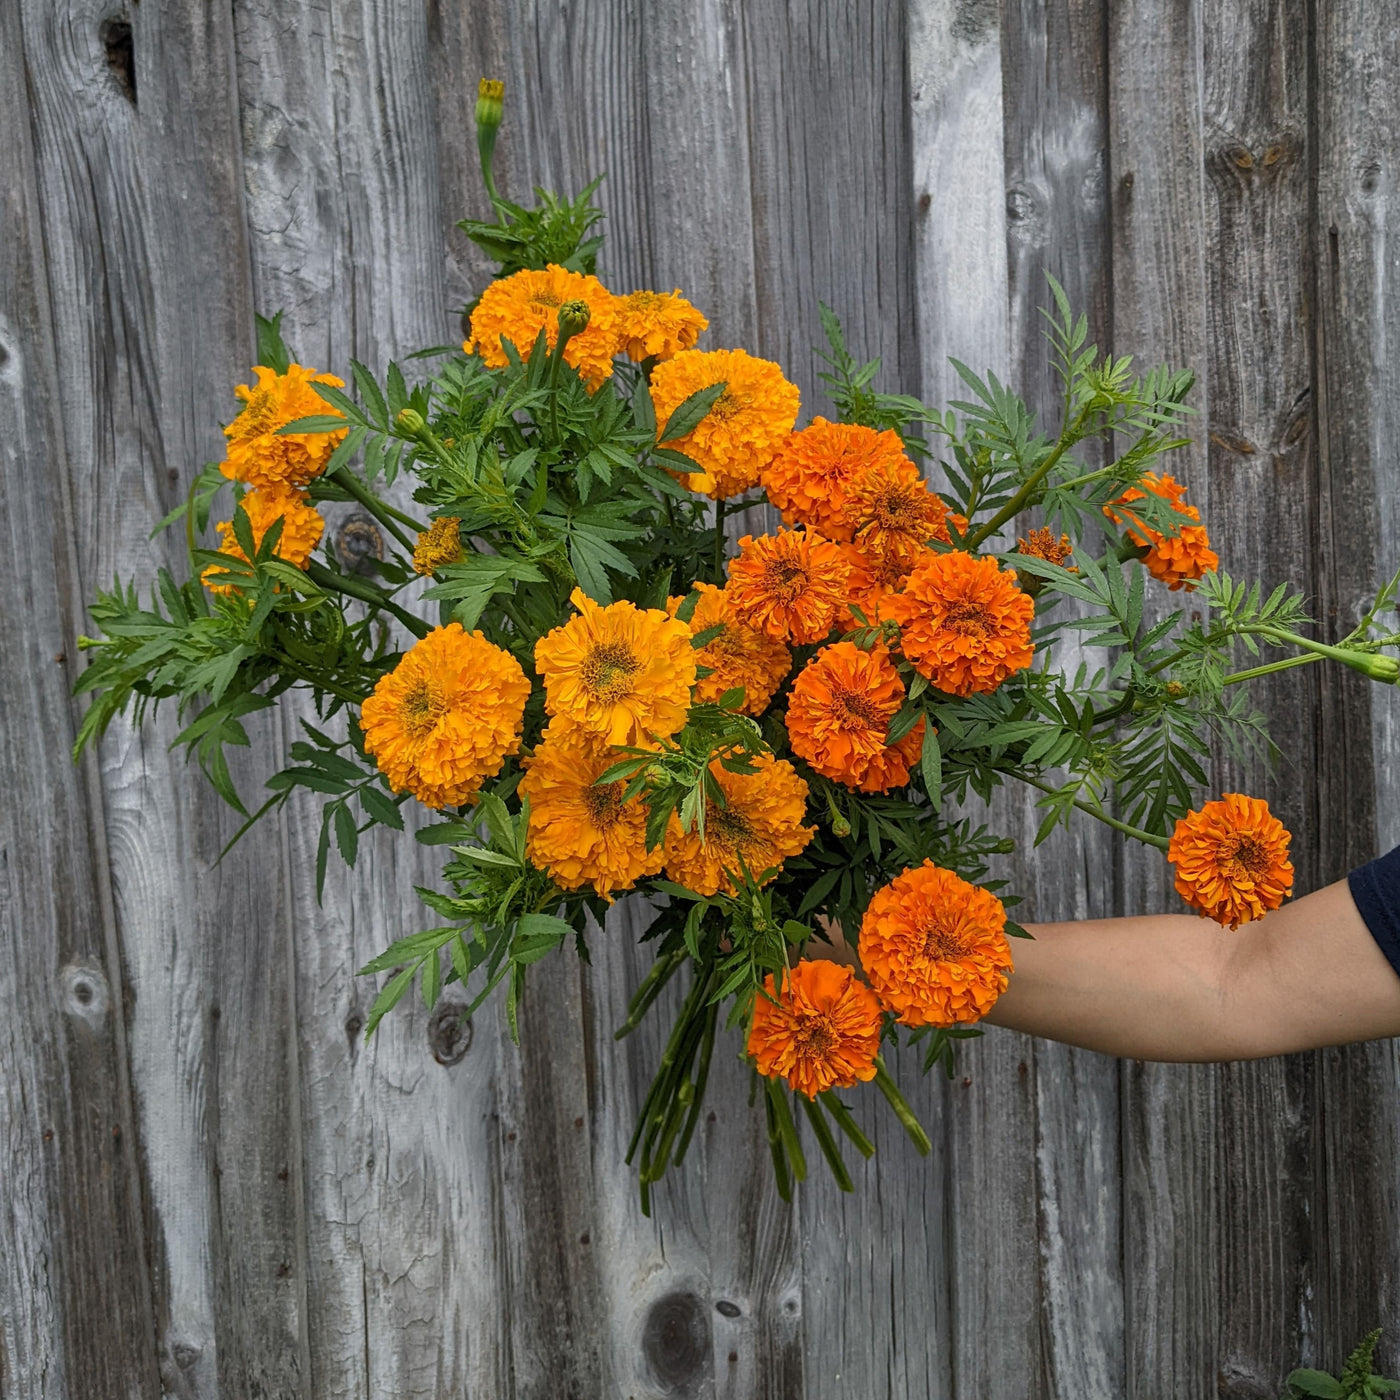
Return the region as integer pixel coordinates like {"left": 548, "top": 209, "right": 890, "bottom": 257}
{"left": 4, "top": 1, "right": 1400, "bottom": 1396}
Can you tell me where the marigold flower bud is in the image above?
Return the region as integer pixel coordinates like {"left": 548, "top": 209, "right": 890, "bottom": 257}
{"left": 475, "top": 78, "right": 504, "bottom": 132}
{"left": 558, "top": 299, "right": 592, "bottom": 337}
{"left": 396, "top": 407, "right": 426, "bottom": 435}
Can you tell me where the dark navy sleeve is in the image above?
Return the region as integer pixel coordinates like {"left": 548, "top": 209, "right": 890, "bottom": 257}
{"left": 1348, "top": 845, "right": 1400, "bottom": 982}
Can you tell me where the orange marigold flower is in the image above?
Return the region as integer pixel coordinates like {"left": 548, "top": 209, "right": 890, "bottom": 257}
{"left": 786, "top": 642, "right": 908, "bottom": 790}
{"left": 837, "top": 540, "right": 934, "bottom": 629}
{"left": 1167, "top": 793, "right": 1294, "bottom": 928}
{"left": 842, "top": 456, "right": 963, "bottom": 564}
{"left": 663, "top": 754, "right": 814, "bottom": 897}
{"left": 890, "top": 550, "right": 1035, "bottom": 697}
{"left": 202, "top": 488, "right": 325, "bottom": 594}
{"left": 1103, "top": 472, "right": 1219, "bottom": 591}
{"left": 859, "top": 861, "right": 1014, "bottom": 1027}
{"left": 1015, "top": 526, "right": 1076, "bottom": 569}
{"left": 518, "top": 717, "right": 664, "bottom": 900}
{"left": 465, "top": 264, "right": 620, "bottom": 389}
{"left": 613, "top": 288, "right": 708, "bottom": 363}
{"left": 667, "top": 582, "right": 791, "bottom": 716}
{"left": 761, "top": 418, "right": 908, "bottom": 541}
{"left": 412, "top": 516, "right": 464, "bottom": 575}
{"left": 221, "top": 364, "right": 347, "bottom": 490}
{"left": 725, "top": 528, "right": 850, "bottom": 645}
{"left": 535, "top": 587, "right": 697, "bottom": 748}
{"left": 854, "top": 716, "right": 927, "bottom": 795}
{"left": 360, "top": 623, "right": 530, "bottom": 810}
{"left": 649, "top": 348, "right": 800, "bottom": 500}
{"left": 747, "top": 959, "right": 883, "bottom": 1098}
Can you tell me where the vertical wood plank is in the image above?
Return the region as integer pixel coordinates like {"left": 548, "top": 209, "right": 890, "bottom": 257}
{"left": 1106, "top": 3, "right": 1222, "bottom": 1393}
{"left": 999, "top": 4, "right": 1125, "bottom": 1394}
{"left": 0, "top": 6, "right": 161, "bottom": 1394}
{"left": 1312, "top": 0, "right": 1400, "bottom": 1377}
{"left": 18, "top": 2, "right": 312, "bottom": 1395}
{"left": 231, "top": 3, "right": 511, "bottom": 1394}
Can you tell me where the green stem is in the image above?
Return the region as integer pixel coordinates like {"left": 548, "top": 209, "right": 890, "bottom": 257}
{"left": 329, "top": 466, "right": 422, "bottom": 551}
{"left": 872, "top": 1058, "right": 931, "bottom": 1156}
{"left": 1221, "top": 653, "right": 1324, "bottom": 686}
{"left": 818, "top": 1091, "right": 875, "bottom": 1159}
{"left": 277, "top": 662, "right": 370, "bottom": 707}
{"left": 712, "top": 496, "right": 727, "bottom": 582}
{"left": 801, "top": 1096, "right": 853, "bottom": 1193}
{"left": 1261, "top": 627, "right": 1400, "bottom": 684}
{"left": 962, "top": 409, "right": 1089, "bottom": 549}
{"left": 1014, "top": 771, "right": 1171, "bottom": 850}
{"left": 305, "top": 560, "right": 430, "bottom": 640}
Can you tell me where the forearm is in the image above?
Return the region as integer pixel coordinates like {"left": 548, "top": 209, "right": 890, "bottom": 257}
{"left": 987, "top": 880, "right": 1400, "bottom": 1060}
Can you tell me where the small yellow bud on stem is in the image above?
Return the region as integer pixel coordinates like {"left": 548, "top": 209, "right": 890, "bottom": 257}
{"left": 395, "top": 407, "right": 426, "bottom": 436}
{"left": 475, "top": 78, "right": 505, "bottom": 207}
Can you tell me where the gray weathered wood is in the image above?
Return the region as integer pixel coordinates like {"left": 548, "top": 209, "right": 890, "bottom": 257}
{"left": 6, "top": 1, "right": 1400, "bottom": 1394}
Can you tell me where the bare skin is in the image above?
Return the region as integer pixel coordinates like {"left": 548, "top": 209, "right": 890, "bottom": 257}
{"left": 823, "top": 879, "right": 1400, "bottom": 1061}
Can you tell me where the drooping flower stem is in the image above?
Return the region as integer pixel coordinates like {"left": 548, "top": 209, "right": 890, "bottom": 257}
{"left": 872, "top": 1058, "right": 931, "bottom": 1156}
{"left": 326, "top": 463, "right": 422, "bottom": 552}
{"left": 801, "top": 1095, "right": 854, "bottom": 1193}
{"left": 1261, "top": 627, "right": 1400, "bottom": 684}
{"left": 304, "top": 560, "right": 430, "bottom": 640}
{"left": 1221, "top": 653, "right": 1324, "bottom": 686}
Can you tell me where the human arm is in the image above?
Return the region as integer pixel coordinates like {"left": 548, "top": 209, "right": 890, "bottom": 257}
{"left": 821, "top": 873, "right": 1400, "bottom": 1061}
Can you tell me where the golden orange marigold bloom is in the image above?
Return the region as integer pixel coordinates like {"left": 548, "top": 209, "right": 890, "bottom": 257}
{"left": 221, "top": 364, "right": 347, "bottom": 490}
{"left": 667, "top": 582, "right": 791, "bottom": 716}
{"left": 747, "top": 959, "right": 883, "bottom": 1098}
{"left": 412, "top": 516, "right": 464, "bottom": 575}
{"left": 837, "top": 540, "right": 931, "bottom": 629}
{"left": 663, "top": 754, "right": 814, "bottom": 897}
{"left": 202, "top": 488, "right": 325, "bottom": 594}
{"left": 649, "top": 348, "right": 800, "bottom": 499}
{"left": 1167, "top": 793, "right": 1294, "bottom": 928}
{"left": 855, "top": 716, "right": 927, "bottom": 795}
{"left": 1103, "top": 472, "right": 1219, "bottom": 591}
{"left": 535, "top": 587, "right": 697, "bottom": 748}
{"left": 465, "top": 264, "right": 620, "bottom": 389}
{"left": 859, "top": 861, "right": 1014, "bottom": 1027}
{"left": 786, "top": 642, "right": 908, "bottom": 790}
{"left": 890, "top": 550, "right": 1035, "bottom": 697}
{"left": 360, "top": 623, "right": 530, "bottom": 810}
{"left": 725, "top": 528, "right": 850, "bottom": 646}
{"left": 518, "top": 717, "right": 664, "bottom": 900}
{"left": 841, "top": 456, "right": 963, "bottom": 564}
{"left": 613, "top": 288, "right": 708, "bottom": 363}
{"left": 761, "top": 418, "right": 909, "bottom": 542}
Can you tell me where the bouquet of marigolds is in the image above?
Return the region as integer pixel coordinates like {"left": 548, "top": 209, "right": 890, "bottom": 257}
{"left": 76, "top": 82, "right": 1400, "bottom": 1207}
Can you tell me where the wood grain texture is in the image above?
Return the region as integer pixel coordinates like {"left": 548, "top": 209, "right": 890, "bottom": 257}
{"left": 1311, "top": 0, "right": 1400, "bottom": 1378}
{"left": 6, "top": 0, "right": 1400, "bottom": 1393}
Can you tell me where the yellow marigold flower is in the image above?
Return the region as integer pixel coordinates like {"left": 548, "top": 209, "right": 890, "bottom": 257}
{"left": 650, "top": 348, "right": 800, "bottom": 500}
{"left": 667, "top": 582, "right": 791, "bottom": 716}
{"left": 222, "top": 364, "right": 347, "bottom": 490}
{"left": 1167, "top": 794, "right": 1294, "bottom": 928}
{"left": 762, "top": 418, "right": 908, "bottom": 541}
{"left": 360, "top": 623, "right": 530, "bottom": 810}
{"left": 859, "top": 861, "right": 1013, "bottom": 1027}
{"left": 747, "top": 959, "right": 883, "bottom": 1099}
{"left": 613, "top": 288, "right": 708, "bottom": 363}
{"left": 413, "top": 516, "right": 464, "bottom": 575}
{"left": 841, "top": 456, "right": 963, "bottom": 564}
{"left": 465, "top": 264, "right": 620, "bottom": 389}
{"left": 1103, "top": 472, "right": 1219, "bottom": 591}
{"left": 535, "top": 587, "right": 696, "bottom": 747}
{"left": 724, "top": 528, "right": 850, "bottom": 646}
{"left": 785, "top": 642, "right": 908, "bottom": 790}
{"left": 663, "top": 754, "right": 814, "bottom": 897}
{"left": 518, "top": 717, "right": 663, "bottom": 900}
{"left": 202, "top": 487, "right": 325, "bottom": 594}
{"left": 890, "top": 550, "right": 1035, "bottom": 697}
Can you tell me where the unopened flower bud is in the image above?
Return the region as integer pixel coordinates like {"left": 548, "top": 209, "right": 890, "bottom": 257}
{"left": 558, "top": 300, "right": 592, "bottom": 337}
{"left": 475, "top": 79, "right": 504, "bottom": 133}
{"left": 396, "top": 407, "right": 426, "bottom": 435}
{"left": 1165, "top": 680, "right": 1185, "bottom": 698}
{"left": 1357, "top": 652, "right": 1400, "bottom": 684}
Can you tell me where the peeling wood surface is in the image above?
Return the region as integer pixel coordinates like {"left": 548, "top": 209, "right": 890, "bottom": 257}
{"left": 2, "top": 2, "right": 1399, "bottom": 1396}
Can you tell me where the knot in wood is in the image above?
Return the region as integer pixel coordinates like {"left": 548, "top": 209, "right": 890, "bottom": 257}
{"left": 60, "top": 962, "right": 110, "bottom": 1032}
{"left": 428, "top": 1002, "right": 472, "bottom": 1065}
{"left": 642, "top": 1290, "right": 711, "bottom": 1390}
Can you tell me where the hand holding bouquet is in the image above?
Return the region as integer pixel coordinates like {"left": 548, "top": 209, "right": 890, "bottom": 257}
{"left": 76, "top": 82, "right": 1400, "bottom": 1208}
